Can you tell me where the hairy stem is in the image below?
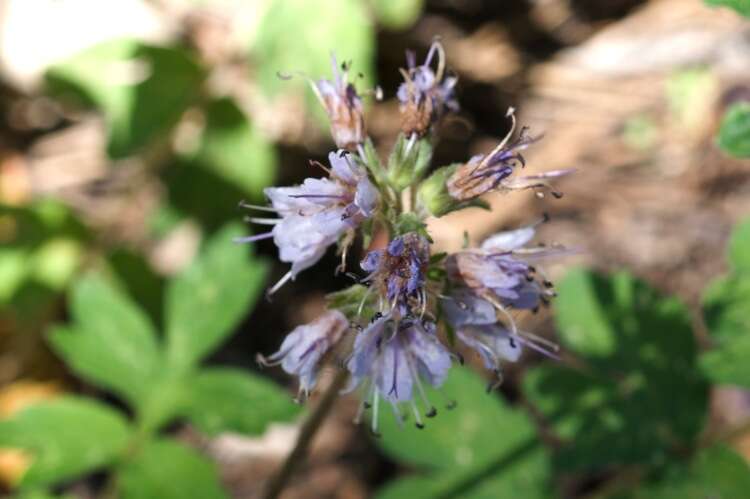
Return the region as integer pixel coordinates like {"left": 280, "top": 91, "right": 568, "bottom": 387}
{"left": 261, "top": 368, "right": 350, "bottom": 499}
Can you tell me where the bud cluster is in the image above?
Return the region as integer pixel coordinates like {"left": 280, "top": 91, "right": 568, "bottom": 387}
{"left": 243, "top": 41, "right": 572, "bottom": 433}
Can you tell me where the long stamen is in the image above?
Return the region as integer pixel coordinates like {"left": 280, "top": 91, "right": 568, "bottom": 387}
{"left": 239, "top": 201, "right": 277, "bottom": 212}
{"left": 469, "top": 108, "right": 517, "bottom": 176}
{"left": 411, "top": 400, "right": 424, "bottom": 429}
{"left": 234, "top": 232, "right": 274, "bottom": 243}
{"left": 246, "top": 217, "right": 283, "bottom": 225}
{"left": 268, "top": 271, "right": 294, "bottom": 296}
{"left": 371, "top": 390, "right": 381, "bottom": 437}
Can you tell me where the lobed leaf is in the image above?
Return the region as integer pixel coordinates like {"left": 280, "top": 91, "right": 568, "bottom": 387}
{"left": 165, "top": 224, "right": 268, "bottom": 370}
{"left": 0, "top": 397, "right": 131, "bottom": 488}
{"left": 48, "top": 273, "right": 160, "bottom": 407}
{"left": 524, "top": 270, "right": 708, "bottom": 471}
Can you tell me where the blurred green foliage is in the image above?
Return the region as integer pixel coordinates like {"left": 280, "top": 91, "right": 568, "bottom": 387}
{"left": 705, "top": 0, "right": 750, "bottom": 17}
{"left": 717, "top": 103, "right": 750, "bottom": 158}
{"left": 0, "top": 226, "right": 300, "bottom": 497}
{"left": 376, "top": 367, "right": 551, "bottom": 499}
{"left": 46, "top": 39, "right": 205, "bottom": 159}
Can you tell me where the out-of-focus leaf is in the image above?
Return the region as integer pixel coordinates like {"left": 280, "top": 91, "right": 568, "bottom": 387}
{"left": 181, "top": 367, "right": 300, "bottom": 436}
{"left": 48, "top": 273, "right": 160, "bottom": 407}
{"left": 13, "top": 491, "right": 76, "bottom": 499}
{"left": 46, "top": 39, "right": 204, "bottom": 158}
{"left": 30, "top": 239, "right": 82, "bottom": 291}
{"left": 727, "top": 217, "right": 750, "bottom": 272}
{"left": 117, "top": 439, "right": 227, "bottom": 499}
{"left": 253, "top": 0, "right": 374, "bottom": 113}
{"left": 376, "top": 367, "right": 550, "bottom": 499}
{"left": 108, "top": 249, "right": 166, "bottom": 328}
{"left": 162, "top": 159, "right": 248, "bottom": 232}
{"left": 717, "top": 102, "right": 750, "bottom": 157}
{"left": 371, "top": 0, "right": 424, "bottom": 29}
{"left": 701, "top": 274, "right": 750, "bottom": 387}
{"left": 0, "top": 397, "right": 130, "bottom": 488}
{"left": 614, "top": 446, "right": 750, "bottom": 499}
{"left": 524, "top": 270, "right": 708, "bottom": 471}
{"left": 165, "top": 224, "right": 268, "bottom": 370}
{"left": 705, "top": 0, "right": 750, "bottom": 17}
{"left": 188, "top": 98, "right": 276, "bottom": 199}
{"left": 0, "top": 201, "right": 87, "bottom": 303}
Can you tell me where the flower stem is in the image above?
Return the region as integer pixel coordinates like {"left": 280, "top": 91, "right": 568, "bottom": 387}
{"left": 261, "top": 368, "right": 350, "bottom": 499}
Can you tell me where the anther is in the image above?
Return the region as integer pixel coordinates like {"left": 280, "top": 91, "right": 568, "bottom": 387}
{"left": 426, "top": 407, "right": 438, "bottom": 418}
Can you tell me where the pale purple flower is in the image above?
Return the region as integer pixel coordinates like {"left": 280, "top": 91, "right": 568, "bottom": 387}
{"left": 445, "top": 224, "right": 560, "bottom": 312}
{"left": 345, "top": 314, "right": 452, "bottom": 433}
{"left": 258, "top": 310, "right": 349, "bottom": 399}
{"left": 311, "top": 55, "right": 366, "bottom": 151}
{"left": 447, "top": 109, "right": 574, "bottom": 201}
{"left": 360, "top": 233, "right": 431, "bottom": 316}
{"left": 239, "top": 151, "right": 378, "bottom": 293}
{"left": 442, "top": 224, "right": 564, "bottom": 378}
{"left": 397, "top": 41, "right": 458, "bottom": 137}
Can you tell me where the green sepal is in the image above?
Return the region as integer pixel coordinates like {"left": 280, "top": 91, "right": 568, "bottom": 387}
{"left": 417, "top": 164, "right": 492, "bottom": 217}
{"left": 394, "top": 213, "right": 432, "bottom": 242}
{"left": 387, "top": 134, "right": 433, "bottom": 191}
{"left": 326, "top": 284, "right": 377, "bottom": 322}
{"left": 360, "top": 137, "right": 389, "bottom": 188}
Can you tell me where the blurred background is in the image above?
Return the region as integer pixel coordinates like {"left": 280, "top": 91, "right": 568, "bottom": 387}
{"left": 1, "top": 0, "right": 749, "bottom": 498}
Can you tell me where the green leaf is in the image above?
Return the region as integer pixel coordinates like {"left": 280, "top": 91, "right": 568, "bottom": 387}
{"left": 165, "top": 224, "right": 268, "bottom": 370}
{"left": 188, "top": 98, "right": 277, "bottom": 199}
{"left": 375, "top": 367, "right": 550, "bottom": 498}
{"left": 0, "top": 397, "right": 130, "bottom": 488}
{"left": 525, "top": 270, "right": 708, "bottom": 471}
{"left": 0, "top": 201, "right": 87, "bottom": 302}
{"left": 371, "top": 0, "right": 424, "bottom": 30}
{"left": 727, "top": 217, "right": 750, "bottom": 272}
{"left": 701, "top": 274, "right": 750, "bottom": 387}
{"left": 118, "top": 439, "right": 228, "bottom": 499}
{"left": 46, "top": 39, "right": 204, "bottom": 158}
{"left": 48, "top": 273, "right": 160, "bottom": 407}
{"left": 705, "top": 0, "right": 750, "bottom": 17}
{"left": 253, "top": 0, "right": 374, "bottom": 112}
{"left": 619, "top": 446, "right": 750, "bottom": 499}
{"left": 13, "top": 491, "right": 76, "bottom": 499}
{"left": 181, "top": 367, "right": 300, "bottom": 436}
{"left": 717, "top": 102, "right": 750, "bottom": 157}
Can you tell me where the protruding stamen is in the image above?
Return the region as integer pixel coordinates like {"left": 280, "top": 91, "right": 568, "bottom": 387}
{"left": 234, "top": 232, "right": 274, "bottom": 243}
{"left": 267, "top": 271, "right": 294, "bottom": 296}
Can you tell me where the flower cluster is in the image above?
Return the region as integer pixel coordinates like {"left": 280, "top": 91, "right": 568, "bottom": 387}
{"left": 243, "top": 41, "right": 571, "bottom": 433}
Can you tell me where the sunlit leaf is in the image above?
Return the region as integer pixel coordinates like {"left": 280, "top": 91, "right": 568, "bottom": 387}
{"left": 727, "top": 217, "right": 750, "bottom": 272}
{"left": 253, "top": 0, "right": 374, "bottom": 114}
{"left": 371, "top": 0, "right": 424, "bottom": 29}
{"left": 46, "top": 39, "right": 204, "bottom": 158}
{"left": 0, "top": 397, "right": 130, "bottom": 488}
